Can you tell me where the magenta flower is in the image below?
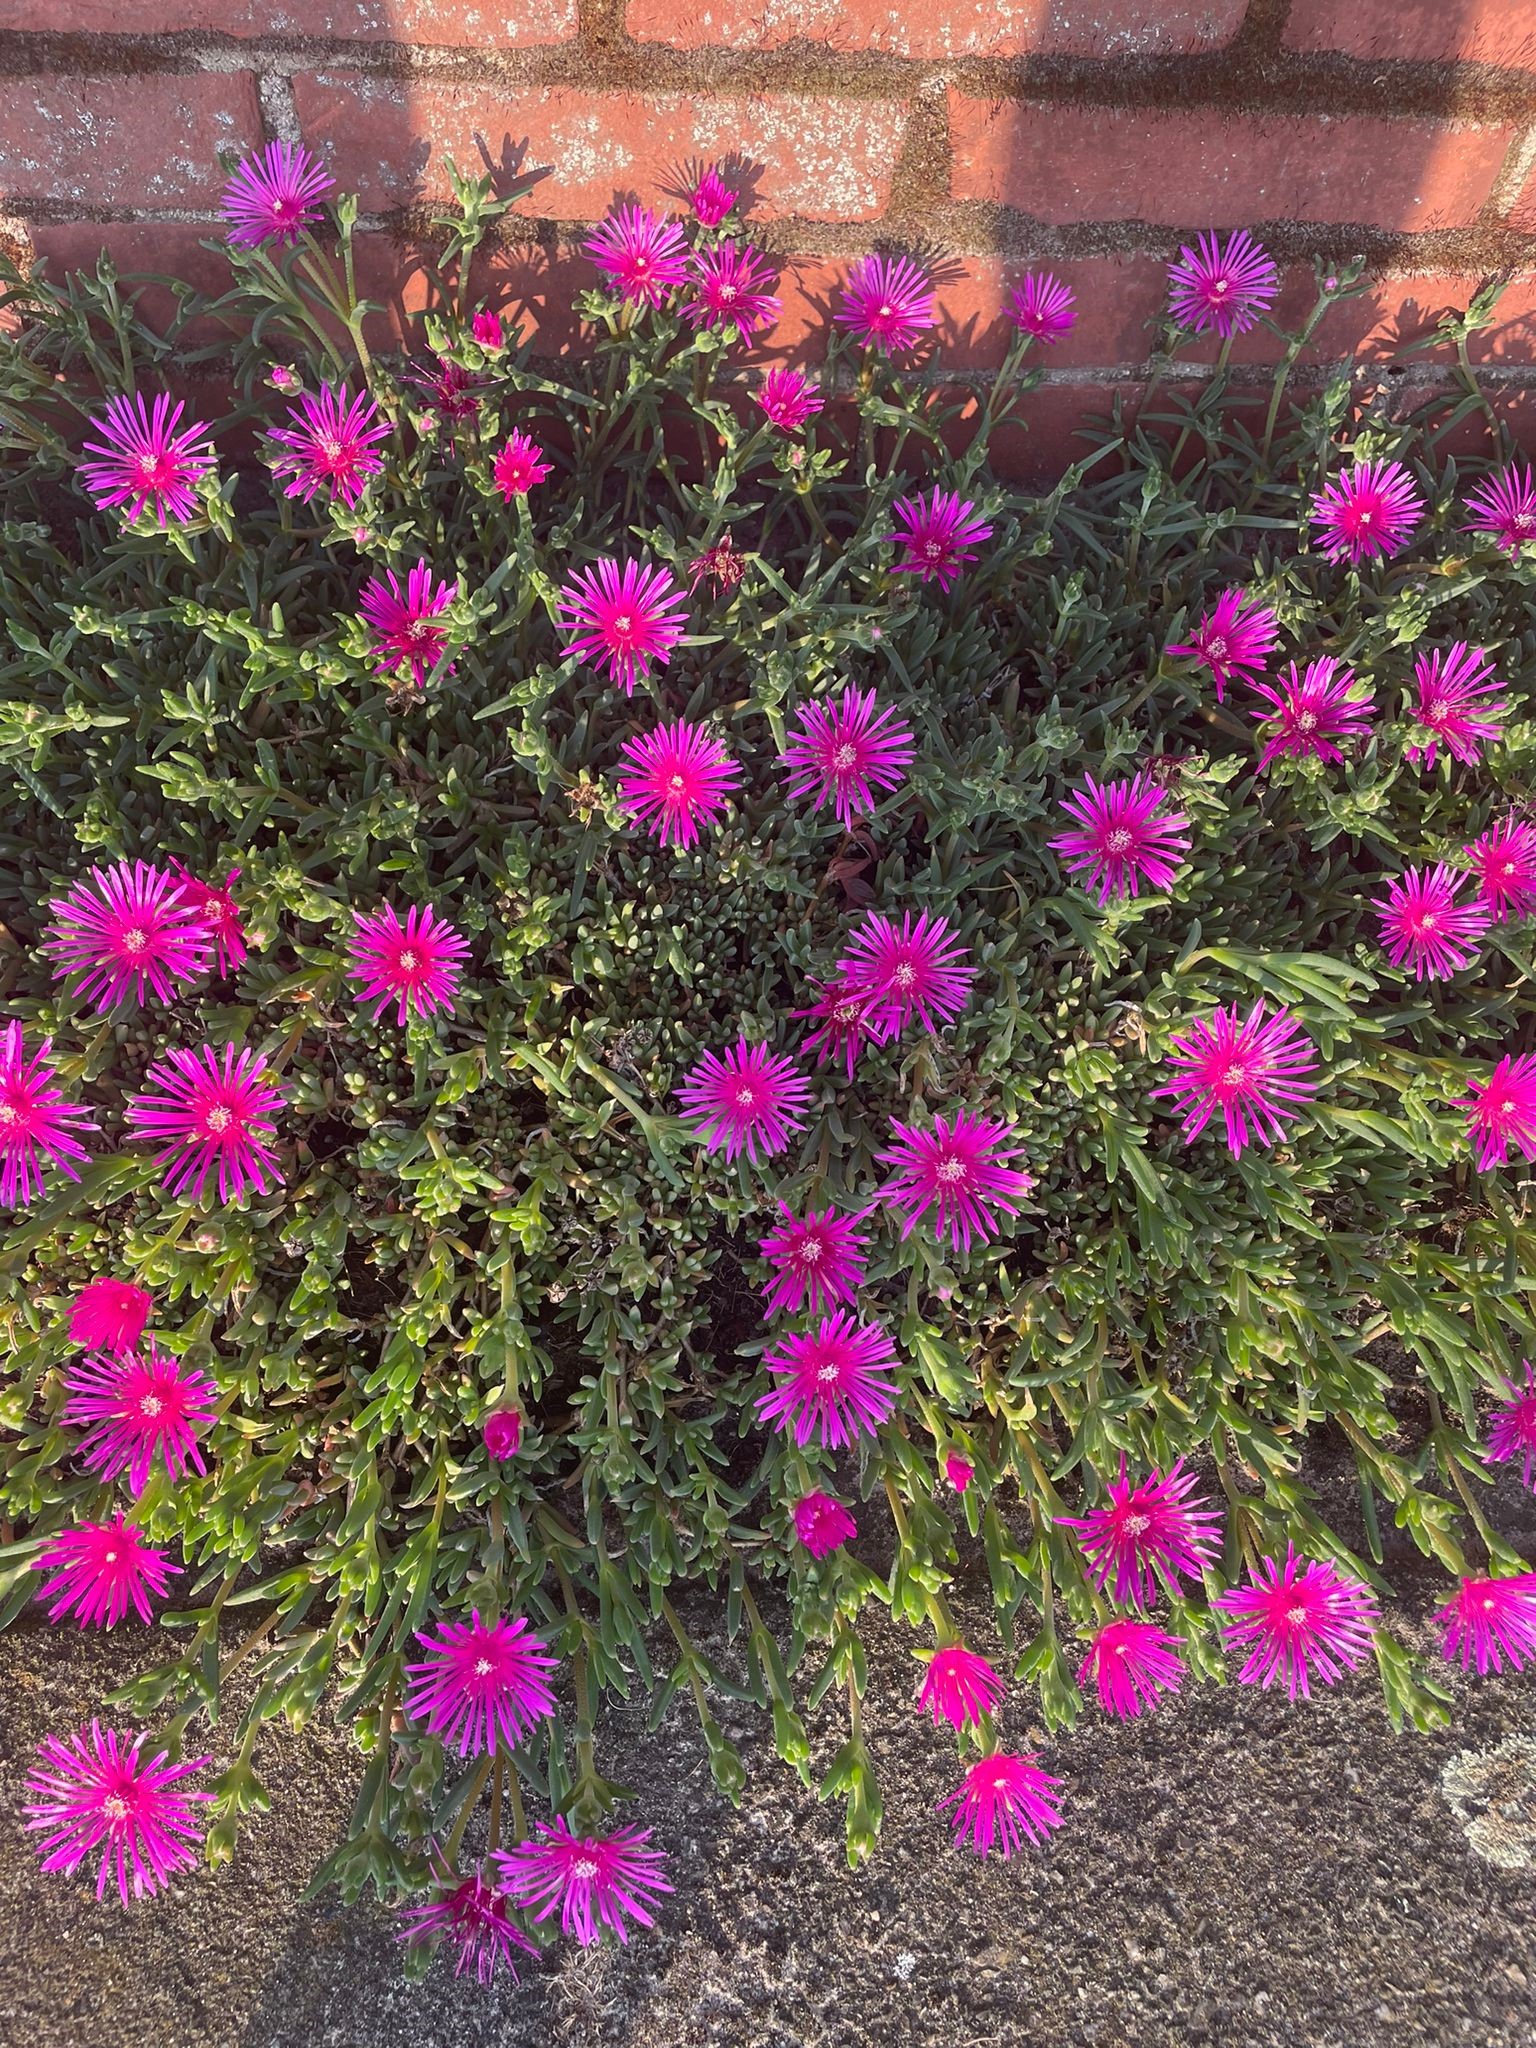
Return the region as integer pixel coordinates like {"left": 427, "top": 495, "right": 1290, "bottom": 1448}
{"left": 689, "top": 532, "right": 746, "bottom": 595}
{"left": 1058, "top": 1456, "right": 1223, "bottom": 1608}
{"left": 917, "top": 1645, "right": 1005, "bottom": 1730}
{"left": 1167, "top": 229, "right": 1278, "bottom": 337}
{"left": 78, "top": 393, "right": 215, "bottom": 528}
{"left": 878, "top": 1109, "right": 1033, "bottom": 1255}
{"left": 690, "top": 165, "right": 737, "bottom": 227}
{"left": 939, "top": 1753, "right": 1063, "bottom": 1860}
{"left": 890, "top": 488, "right": 994, "bottom": 591}
{"left": 1405, "top": 643, "right": 1509, "bottom": 768}
{"left": 1434, "top": 1573, "right": 1536, "bottom": 1675}
{"left": 44, "top": 859, "right": 212, "bottom": 1014}
{"left": 1465, "top": 818, "right": 1536, "bottom": 922}
{"left": 835, "top": 253, "right": 935, "bottom": 352}
{"left": 398, "top": 1868, "right": 537, "bottom": 1985}
{"left": 409, "top": 356, "right": 483, "bottom": 427}
{"left": 756, "top": 1310, "right": 900, "bottom": 1448}
{"left": 471, "top": 307, "right": 505, "bottom": 348}
{"left": 405, "top": 1611, "right": 558, "bottom": 1756}
{"left": 67, "top": 1277, "right": 152, "bottom": 1354}
{"left": 268, "top": 381, "right": 388, "bottom": 508}
{"left": 755, "top": 366, "right": 823, "bottom": 432}
{"left": 1459, "top": 1051, "right": 1536, "bottom": 1173}
{"left": 1077, "top": 1619, "right": 1184, "bottom": 1720}
{"left": 358, "top": 562, "right": 458, "bottom": 691}
{"left": 684, "top": 242, "right": 780, "bottom": 340}
{"left": 1311, "top": 458, "right": 1425, "bottom": 565}
{"left": 838, "top": 908, "right": 972, "bottom": 1035}
{"left": 1006, "top": 272, "right": 1076, "bottom": 344}
{"left": 1214, "top": 1547, "right": 1380, "bottom": 1700}
{"left": 794, "top": 1491, "right": 857, "bottom": 1558}
{"left": 33, "top": 1518, "right": 179, "bottom": 1630}
{"left": 24, "top": 1723, "right": 211, "bottom": 1905}
{"left": 758, "top": 1202, "right": 868, "bottom": 1317}
{"left": 492, "top": 430, "right": 553, "bottom": 500}
{"left": 676, "top": 1039, "right": 812, "bottom": 1164}
{"left": 348, "top": 903, "right": 469, "bottom": 1026}
{"left": 497, "top": 1820, "right": 672, "bottom": 1947}
{"left": 1464, "top": 463, "right": 1536, "bottom": 554}
{"left": 1165, "top": 587, "right": 1280, "bottom": 702}
{"left": 584, "top": 203, "right": 689, "bottom": 308}
{"left": 61, "top": 1341, "right": 216, "bottom": 1496}
{"left": 1152, "top": 999, "right": 1317, "bottom": 1159}
{"left": 943, "top": 1453, "right": 974, "bottom": 1494}
{"left": 1487, "top": 1363, "right": 1536, "bottom": 1489}
{"left": 222, "top": 139, "right": 333, "bottom": 249}
{"left": 126, "top": 1042, "right": 285, "bottom": 1204}
{"left": 483, "top": 1408, "right": 523, "bottom": 1461}
{"left": 167, "top": 860, "right": 247, "bottom": 977}
{"left": 0, "top": 1023, "right": 97, "bottom": 1210}
{"left": 1374, "top": 863, "right": 1490, "bottom": 982}
{"left": 616, "top": 719, "right": 741, "bottom": 850}
{"left": 1250, "top": 656, "right": 1376, "bottom": 770}
{"left": 780, "top": 684, "right": 915, "bottom": 828}
{"left": 555, "top": 557, "right": 688, "bottom": 696}
{"left": 1050, "top": 773, "right": 1191, "bottom": 905}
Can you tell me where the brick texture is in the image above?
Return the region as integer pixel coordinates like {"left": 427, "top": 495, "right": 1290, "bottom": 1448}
{"left": 624, "top": 0, "right": 1248, "bottom": 60}
{"left": 3, "top": 0, "right": 578, "bottom": 37}
{"left": 0, "top": 74, "right": 262, "bottom": 207}
{"left": 1283, "top": 1, "right": 1536, "bottom": 72}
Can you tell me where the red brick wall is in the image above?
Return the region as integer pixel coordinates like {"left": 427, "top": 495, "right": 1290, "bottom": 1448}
{"left": 3, "top": 1, "right": 1535, "bottom": 474}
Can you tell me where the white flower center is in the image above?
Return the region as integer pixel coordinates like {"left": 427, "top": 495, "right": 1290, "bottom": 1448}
{"left": 797, "top": 1239, "right": 822, "bottom": 1264}
{"left": 205, "top": 1105, "right": 233, "bottom": 1135}
{"left": 140, "top": 1396, "right": 162, "bottom": 1418}
{"left": 103, "top": 1795, "right": 131, "bottom": 1822}
{"left": 877, "top": 303, "right": 893, "bottom": 319}
{"left": 1286, "top": 1604, "right": 1309, "bottom": 1627}
{"left": 122, "top": 927, "right": 148, "bottom": 955}
{"left": 1295, "top": 711, "right": 1318, "bottom": 733}
{"left": 398, "top": 948, "right": 418, "bottom": 972}
{"left": 1206, "top": 636, "right": 1227, "bottom": 660}
{"left": 1122, "top": 1512, "right": 1150, "bottom": 1535}
{"left": 831, "top": 744, "right": 858, "bottom": 771}
{"left": 474, "top": 1657, "right": 494, "bottom": 1677}
{"left": 572, "top": 1857, "right": 600, "bottom": 1880}
{"left": 935, "top": 1156, "right": 966, "bottom": 1184}
{"left": 893, "top": 962, "right": 916, "bottom": 989}
{"left": 1104, "top": 828, "right": 1134, "bottom": 855}
{"left": 734, "top": 1086, "right": 757, "bottom": 1108}
{"left": 668, "top": 774, "right": 688, "bottom": 793}
{"left": 816, "top": 1364, "right": 840, "bottom": 1383}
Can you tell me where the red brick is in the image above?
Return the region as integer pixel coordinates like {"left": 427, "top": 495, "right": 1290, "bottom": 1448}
{"left": 947, "top": 96, "right": 1515, "bottom": 230}
{"left": 1283, "top": 1, "right": 1536, "bottom": 71}
{"left": 3, "top": 0, "right": 577, "bottom": 36}
{"left": 1506, "top": 163, "right": 1536, "bottom": 233}
{"left": 0, "top": 74, "right": 262, "bottom": 208}
{"left": 294, "top": 79, "right": 909, "bottom": 220}
{"left": 623, "top": 0, "right": 1244, "bottom": 59}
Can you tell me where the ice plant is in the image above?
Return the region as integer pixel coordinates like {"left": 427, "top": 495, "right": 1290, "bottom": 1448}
{"left": 1404, "top": 643, "right": 1509, "bottom": 768}
{"left": 757, "top": 1202, "right": 868, "bottom": 1317}
{"left": 616, "top": 719, "right": 741, "bottom": 849}
{"left": 1311, "top": 458, "right": 1424, "bottom": 565}
{"left": 890, "top": 488, "right": 994, "bottom": 591}
{"left": 1167, "top": 228, "right": 1279, "bottom": 337}
{"left": 167, "top": 861, "right": 247, "bottom": 977}
{"left": 0, "top": 1023, "right": 98, "bottom": 1210}
{"left": 1050, "top": 772, "right": 1192, "bottom": 905}
{"left": 584, "top": 204, "right": 689, "bottom": 308}
{"left": 1250, "top": 657, "right": 1376, "bottom": 770}
{"left": 1214, "top": 1547, "right": 1380, "bottom": 1700}
{"left": 835, "top": 253, "right": 935, "bottom": 352}
{"left": 43, "top": 859, "right": 212, "bottom": 1014}
{"left": 676, "top": 1040, "right": 812, "bottom": 1164}
{"left": 780, "top": 684, "right": 915, "bottom": 827}
{"left": 916, "top": 1645, "right": 1005, "bottom": 1730}
{"left": 689, "top": 532, "right": 745, "bottom": 595}
{"left": 1459, "top": 1051, "right": 1536, "bottom": 1172}
{"left": 358, "top": 562, "right": 458, "bottom": 691}
{"left": 125, "top": 1042, "right": 285, "bottom": 1203}
{"left": 555, "top": 557, "right": 688, "bottom": 695}
{"left": 268, "top": 382, "right": 388, "bottom": 507}
{"left": 61, "top": 1341, "right": 216, "bottom": 1496}
{"left": 78, "top": 393, "right": 215, "bottom": 528}
{"left": 756, "top": 1310, "right": 901, "bottom": 1448}
{"left": 1464, "top": 463, "right": 1536, "bottom": 554}
{"left": 1434, "top": 1573, "right": 1536, "bottom": 1675}
{"left": 221, "top": 139, "right": 332, "bottom": 248}
{"left": 793, "top": 1492, "right": 857, "bottom": 1559}
{"left": 1152, "top": 999, "right": 1318, "bottom": 1159}
{"left": 408, "top": 357, "right": 482, "bottom": 427}
{"left": 492, "top": 430, "right": 553, "bottom": 500}
{"left": 1058, "top": 1457, "right": 1223, "bottom": 1608}
{"left": 33, "top": 1518, "right": 180, "bottom": 1630}
{"left": 939, "top": 1753, "right": 1062, "bottom": 1860}
{"left": 24, "top": 1723, "right": 211, "bottom": 1905}
{"left": 1487, "top": 1364, "right": 1536, "bottom": 1490}
{"left": 498, "top": 1820, "right": 672, "bottom": 1947}
{"left": 944, "top": 1454, "right": 974, "bottom": 1494}
{"left": 1077, "top": 1619, "right": 1184, "bottom": 1720}
{"left": 690, "top": 165, "right": 736, "bottom": 226}
{"left": 1464, "top": 817, "right": 1536, "bottom": 921}
{"left": 398, "top": 1867, "right": 536, "bottom": 1985}
{"left": 1006, "top": 272, "right": 1075, "bottom": 344}
{"left": 1165, "top": 587, "right": 1280, "bottom": 701}
{"left": 470, "top": 307, "right": 504, "bottom": 348}
{"left": 404, "top": 1612, "right": 558, "bottom": 1755}
{"left": 1374, "top": 864, "right": 1491, "bottom": 982}
{"left": 878, "top": 1109, "right": 1034, "bottom": 1255}
{"left": 482, "top": 1409, "right": 523, "bottom": 1460}
{"left": 67, "top": 1278, "right": 152, "bottom": 1354}
{"left": 794, "top": 977, "right": 892, "bottom": 1083}
{"left": 348, "top": 903, "right": 470, "bottom": 1025}
{"left": 838, "top": 909, "right": 973, "bottom": 1035}
{"left": 684, "top": 242, "right": 780, "bottom": 340}
{"left": 755, "top": 366, "right": 823, "bottom": 432}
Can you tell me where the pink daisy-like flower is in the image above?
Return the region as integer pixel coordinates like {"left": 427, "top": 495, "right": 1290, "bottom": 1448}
{"left": 222, "top": 139, "right": 332, "bottom": 249}
{"left": 1434, "top": 1573, "right": 1536, "bottom": 1675}
{"left": 835, "top": 253, "right": 935, "bottom": 353}
{"left": 43, "top": 859, "right": 211, "bottom": 1015}
{"left": 689, "top": 532, "right": 745, "bottom": 595}
{"left": 917, "top": 1645, "right": 1005, "bottom": 1730}
{"left": 1374, "top": 863, "right": 1491, "bottom": 982}
{"left": 1405, "top": 643, "right": 1509, "bottom": 769}
{"left": 1058, "top": 1456, "right": 1223, "bottom": 1609}
{"left": 944, "top": 1453, "right": 974, "bottom": 1493}
{"left": 347, "top": 903, "right": 470, "bottom": 1026}
{"left": 676, "top": 1039, "right": 812, "bottom": 1164}
{"left": 125, "top": 1042, "right": 285, "bottom": 1204}
{"left": 890, "top": 488, "right": 994, "bottom": 592}
{"left": 1214, "top": 1546, "right": 1380, "bottom": 1700}
{"left": 398, "top": 1866, "right": 537, "bottom": 1985}
{"left": 838, "top": 908, "right": 972, "bottom": 1035}
{"left": 1464, "top": 817, "right": 1536, "bottom": 922}
{"left": 33, "top": 1518, "right": 180, "bottom": 1631}
{"left": 408, "top": 356, "right": 483, "bottom": 427}
{"left": 878, "top": 1109, "right": 1034, "bottom": 1256}
{"left": 497, "top": 1820, "right": 672, "bottom": 1948}
{"left": 1152, "top": 999, "right": 1317, "bottom": 1159}
{"left": 756, "top": 1310, "right": 900, "bottom": 1448}
{"left": 1165, "top": 587, "right": 1281, "bottom": 702}
{"left": 1311, "top": 458, "right": 1425, "bottom": 565}
{"left": 616, "top": 719, "right": 741, "bottom": 850}
{"left": 405, "top": 1611, "right": 558, "bottom": 1756}
{"left": 793, "top": 1491, "right": 857, "bottom": 1559}
{"left": 939, "top": 1753, "right": 1062, "bottom": 1860}
{"left": 67, "top": 1277, "right": 152, "bottom": 1354}
{"left": 471, "top": 307, "right": 505, "bottom": 348}
{"left": 1487, "top": 1363, "right": 1536, "bottom": 1490}
{"left": 1250, "top": 656, "right": 1376, "bottom": 770}
{"left": 684, "top": 242, "right": 780, "bottom": 341}
{"left": 793, "top": 976, "right": 894, "bottom": 1083}
{"left": 555, "top": 558, "right": 688, "bottom": 696}
{"left": 61, "top": 1341, "right": 216, "bottom": 1497}
{"left": 1459, "top": 1051, "right": 1536, "bottom": 1173}
{"left": 690, "top": 165, "right": 737, "bottom": 227}
{"left": 1464, "top": 463, "right": 1536, "bottom": 554}
{"left": 1050, "top": 772, "right": 1192, "bottom": 905}
{"left": 268, "top": 381, "right": 388, "bottom": 508}
{"left": 78, "top": 393, "right": 215, "bottom": 528}
{"left": 1006, "top": 272, "right": 1076, "bottom": 344}
{"left": 0, "top": 1023, "right": 98, "bottom": 1210}
{"left": 1167, "top": 229, "right": 1279, "bottom": 338}
{"left": 758, "top": 1202, "right": 868, "bottom": 1317}
{"left": 492, "top": 430, "right": 553, "bottom": 500}
{"left": 24, "top": 1722, "right": 211, "bottom": 1905}
{"left": 755, "top": 366, "right": 823, "bottom": 433}
{"left": 780, "top": 684, "right": 915, "bottom": 828}
{"left": 1077, "top": 1618, "right": 1184, "bottom": 1720}
{"left": 358, "top": 562, "right": 458, "bottom": 692}
{"left": 167, "top": 861, "right": 247, "bottom": 977}
{"left": 585, "top": 204, "right": 689, "bottom": 308}
{"left": 482, "top": 1409, "right": 522, "bottom": 1461}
